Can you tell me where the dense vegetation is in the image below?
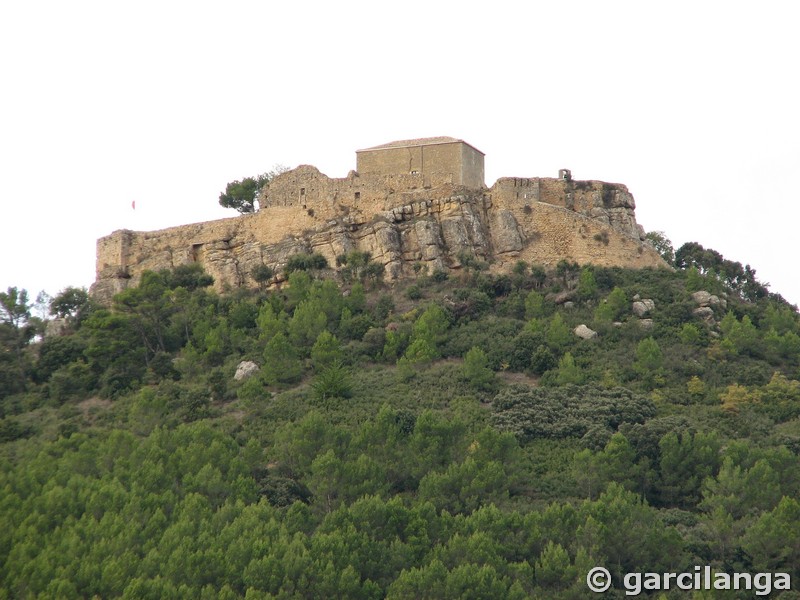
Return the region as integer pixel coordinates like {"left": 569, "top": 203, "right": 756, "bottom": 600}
{"left": 218, "top": 166, "right": 288, "bottom": 214}
{"left": 2, "top": 241, "right": 800, "bottom": 598}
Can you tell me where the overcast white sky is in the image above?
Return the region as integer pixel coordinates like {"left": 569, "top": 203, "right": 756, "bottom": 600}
{"left": 2, "top": 1, "right": 799, "bottom": 307}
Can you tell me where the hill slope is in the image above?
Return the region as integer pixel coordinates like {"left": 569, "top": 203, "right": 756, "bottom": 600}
{"left": 2, "top": 247, "right": 799, "bottom": 598}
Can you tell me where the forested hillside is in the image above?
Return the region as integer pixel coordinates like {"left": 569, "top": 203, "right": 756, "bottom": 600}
{"left": 2, "top": 241, "right": 800, "bottom": 599}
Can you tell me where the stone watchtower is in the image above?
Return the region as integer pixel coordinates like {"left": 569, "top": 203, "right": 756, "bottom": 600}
{"left": 356, "top": 136, "right": 485, "bottom": 189}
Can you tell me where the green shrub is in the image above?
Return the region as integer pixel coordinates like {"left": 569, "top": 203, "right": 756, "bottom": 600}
{"left": 312, "top": 362, "right": 353, "bottom": 401}
{"left": 492, "top": 385, "right": 656, "bottom": 442}
{"left": 236, "top": 375, "right": 271, "bottom": 404}
{"left": 285, "top": 252, "right": 328, "bottom": 273}
{"left": 406, "top": 284, "right": 423, "bottom": 300}
{"left": 430, "top": 269, "right": 449, "bottom": 283}
{"left": 462, "top": 346, "right": 496, "bottom": 392}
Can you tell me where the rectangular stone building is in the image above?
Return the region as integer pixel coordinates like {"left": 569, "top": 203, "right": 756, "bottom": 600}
{"left": 356, "top": 136, "right": 485, "bottom": 188}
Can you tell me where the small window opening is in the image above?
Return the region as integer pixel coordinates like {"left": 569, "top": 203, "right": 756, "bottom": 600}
{"left": 354, "top": 192, "right": 361, "bottom": 200}
{"left": 300, "top": 187, "right": 306, "bottom": 196}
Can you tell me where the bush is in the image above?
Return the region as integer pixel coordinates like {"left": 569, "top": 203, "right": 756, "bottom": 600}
{"left": 312, "top": 362, "right": 353, "bottom": 401}
{"left": 507, "top": 329, "right": 544, "bottom": 372}
{"left": 237, "top": 376, "right": 271, "bottom": 404}
{"left": 492, "top": 385, "right": 656, "bottom": 442}
{"left": 251, "top": 264, "right": 275, "bottom": 290}
{"left": 462, "top": 346, "right": 496, "bottom": 392}
{"left": 372, "top": 295, "right": 395, "bottom": 322}
{"left": 337, "top": 251, "right": 385, "bottom": 286}
{"left": 34, "top": 335, "right": 86, "bottom": 383}
{"left": 149, "top": 351, "right": 179, "bottom": 381}
{"left": 530, "top": 344, "right": 556, "bottom": 376}
{"left": 0, "top": 417, "right": 35, "bottom": 442}
{"left": 180, "top": 386, "right": 211, "bottom": 421}
{"left": 360, "top": 327, "right": 387, "bottom": 359}
{"left": 450, "top": 288, "right": 492, "bottom": 320}
{"left": 595, "top": 287, "right": 627, "bottom": 322}
{"left": 168, "top": 263, "right": 214, "bottom": 290}
{"left": 430, "top": 269, "right": 449, "bottom": 283}
{"left": 262, "top": 333, "right": 304, "bottom": 384}
{"left": 482, "top": 274, "right": 512, "bottom": 298}
{"left": 285, "top": 252, "right": 328, "bottom": 273}
{"left": 406, "top": 285, "right": 423, "bottom": 300}
{"left": 442, "top": 317, "right": 522, "bottom": 369}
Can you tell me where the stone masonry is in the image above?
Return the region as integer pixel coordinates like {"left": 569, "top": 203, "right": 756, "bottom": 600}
{"left": 91, "top": 138, "right": 666, "bottom": 302}
{"left": 355, "top": 137, "right": 485, "bottom": 189}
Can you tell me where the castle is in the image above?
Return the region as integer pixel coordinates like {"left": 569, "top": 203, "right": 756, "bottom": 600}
{"left": 91, "top": 137, "right": 665, "bottom": 301}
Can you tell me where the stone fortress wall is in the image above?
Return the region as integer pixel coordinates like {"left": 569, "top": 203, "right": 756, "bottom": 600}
{"left": 91, "top": 137, "right": 666, "bottom": 302}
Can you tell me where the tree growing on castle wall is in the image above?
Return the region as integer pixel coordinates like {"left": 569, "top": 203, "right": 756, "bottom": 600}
{"left": 218, "top": 176, "right": 264, "bottom": 214}
{"left": 218, "top": 165, "right": 288, "bottom": 214}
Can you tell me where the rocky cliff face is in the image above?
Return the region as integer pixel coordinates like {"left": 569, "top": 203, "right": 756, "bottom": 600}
{"left": 91, "top": 169, "right": 666, "bottom": 302}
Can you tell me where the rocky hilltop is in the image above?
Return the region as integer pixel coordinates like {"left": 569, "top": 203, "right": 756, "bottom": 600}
{"left": 91, "top": 141, "right": 666, "bottom": 302}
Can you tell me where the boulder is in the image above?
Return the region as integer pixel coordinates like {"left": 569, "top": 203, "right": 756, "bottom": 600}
{"left": 234, "top": 360, "right": 260, "bottom": 381}
{"left": 632, "top": 299, "right": 655, "bottom": 317}
{"left": 692, "top": 291, "right": 721, "bottom": 307}
{"left": 638, "top": 319, "right": 654, "bottom": 330}
{"left": 693, "top": 306, "right": 715, "bottom": 321}
{"left": 548, "top": 290, "right": 576, "bottom": 305}
{"left": 574, "top": 324, "right": 598, "bottom": 339}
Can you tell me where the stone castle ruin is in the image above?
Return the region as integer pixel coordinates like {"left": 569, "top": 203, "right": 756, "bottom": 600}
{"left": 91, "top": 137, "right": 665, "bottom": 301}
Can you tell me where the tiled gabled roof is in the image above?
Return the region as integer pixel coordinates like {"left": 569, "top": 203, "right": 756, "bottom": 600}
{"left": 357, "top": 136, "right": 484, "bottom": 155}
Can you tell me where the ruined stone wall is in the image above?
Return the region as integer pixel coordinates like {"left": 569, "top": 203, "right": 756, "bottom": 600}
{"left": 92, "top": 167, "right": 665, "bottom": 303}
{"left": 92, "top": 205, "right": 321, "bottom": 301}
{"left": 261, "top": 166, "right": 455, "bottom": 222}
{"left": 490, "top": 177, "right": 644, "bottom": 241}
{"left": 489, "top": 200, "right": 659, "bottom": 273}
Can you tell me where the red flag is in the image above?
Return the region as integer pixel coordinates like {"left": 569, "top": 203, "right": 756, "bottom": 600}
{"left": 132, "top": 200, "right": 136, "bottom": 210}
